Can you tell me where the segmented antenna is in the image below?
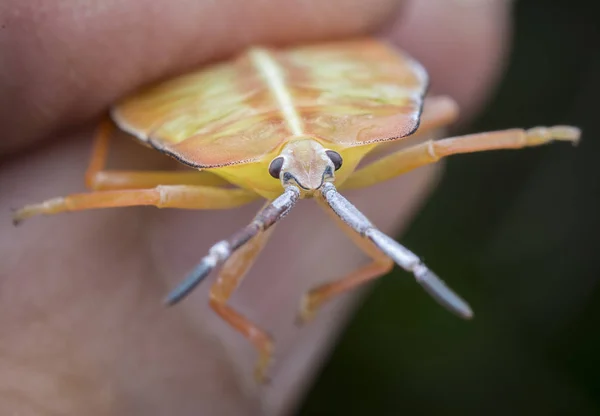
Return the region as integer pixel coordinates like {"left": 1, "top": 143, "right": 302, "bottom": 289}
{"left": 319, "top": 182, "right": 473, "bottom": 319}
{"left": 165, "top": 186, "right": 300, "bottom": 305}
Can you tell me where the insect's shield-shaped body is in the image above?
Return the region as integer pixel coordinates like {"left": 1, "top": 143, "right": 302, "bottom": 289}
{"left": 112, "top": 39, "right": 425, "bottom": 198}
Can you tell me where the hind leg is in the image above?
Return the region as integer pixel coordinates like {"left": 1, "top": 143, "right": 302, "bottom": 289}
{"left": 84, "top": 118, "right": 227, "bottom": 191}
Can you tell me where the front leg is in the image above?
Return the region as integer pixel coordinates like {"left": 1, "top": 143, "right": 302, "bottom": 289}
{"left": 209, "top": 226, "right": 276, "bottom": 383}
{"left": 298, "top": 198, "right": 393, "bottom": 324}
{"left": 164, "top": 188, "right": 301, "bottom": 382}
{"left": 319, "top": 182, "right": 473, "bottom": 319}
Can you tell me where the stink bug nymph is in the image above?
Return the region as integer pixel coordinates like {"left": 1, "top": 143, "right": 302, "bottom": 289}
{"left": 14, "top": 38, "right": 580, "bottom": 382}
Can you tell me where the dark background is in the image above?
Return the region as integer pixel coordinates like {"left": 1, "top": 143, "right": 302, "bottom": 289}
{"left": 300, "top": 1, "right": 600, "bottom": 414}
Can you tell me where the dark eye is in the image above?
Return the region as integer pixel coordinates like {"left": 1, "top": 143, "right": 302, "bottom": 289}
{"left": 268, "top": 157, "right": 285, "bottom": 179}
{"left": 325, "top": 150, "right": 343, "bottom": 171}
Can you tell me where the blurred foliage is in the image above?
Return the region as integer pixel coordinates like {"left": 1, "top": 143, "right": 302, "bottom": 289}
{"left": 299, "top": 1, "right": 600, "bottom": 415}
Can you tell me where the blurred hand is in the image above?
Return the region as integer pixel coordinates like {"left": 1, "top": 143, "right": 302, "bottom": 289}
{"left": 0, "top": 0, "right": 510, "bottom": 414}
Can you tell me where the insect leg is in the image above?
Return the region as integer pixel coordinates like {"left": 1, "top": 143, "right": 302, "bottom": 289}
{"left": 298, "top": 197, "right": 392, "bottom": 324}
{"left": 319, "top": 182, "right": 473, "bottom": 319}
{"left": 366, "top": 95, "right": 460, "bottom": 158}
{"left": 341, "top": 125, "right": 581, "bottom": 190}
{"left": 164, "top": 189, "right": 300, "bottom": 382}
{"left": 165, "top": 187, "right": 299, "bottom": 304}
{"left": 89, "top": 170, "right": 229, "bottom": 191}
{"left": 84, "top": 117, "right": 113, "bottom": 188}
{"left": 84, "top": 118, "right": 227, "bottom": 191}
{"left": 209, "top": 225, "right": 276, "bottom": 383}
{"left": 13, "top": 186, "right": 258, "bottom": 225}
{"left": 417, "top": 95, "right": 460, "bottom": 133}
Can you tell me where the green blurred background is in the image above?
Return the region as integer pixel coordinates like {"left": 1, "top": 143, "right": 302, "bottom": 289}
{"left": 300, "top": 1, "right": 600, "bottom": 414}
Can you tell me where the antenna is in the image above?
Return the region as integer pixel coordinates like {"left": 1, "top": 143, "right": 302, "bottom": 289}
{"left": 165, "top": 186, "right": 300, "bottom": 305}
{"left": 319, "top": 182, "right": 473, "bottom": 319}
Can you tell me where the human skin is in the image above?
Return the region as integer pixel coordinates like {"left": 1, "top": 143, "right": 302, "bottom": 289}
{"left": 0, "top": 0, "right": 511, "bottom": 415}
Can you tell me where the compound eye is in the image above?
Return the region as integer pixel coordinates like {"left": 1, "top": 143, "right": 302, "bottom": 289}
{"left": 268, "top": 156, "right": 285, "bottom": 179}
{"left": 325, "top": 150, "right": 343, "bottom": 171}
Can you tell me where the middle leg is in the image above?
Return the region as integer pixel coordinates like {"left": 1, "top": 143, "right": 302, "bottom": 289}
{"left": 13, "top": 185, "right": 258, "bottom": 224}
{"left": 341, "top": 125, "right": 580, "bottom": 190}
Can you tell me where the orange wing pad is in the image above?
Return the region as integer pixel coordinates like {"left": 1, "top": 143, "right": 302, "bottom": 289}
{"left": 111, "top": 39, "right": 428, "bottom": 168}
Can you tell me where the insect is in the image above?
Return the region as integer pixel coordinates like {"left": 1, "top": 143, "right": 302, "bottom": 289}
{"left": 14, "top": 38, "right": 580, "bottom": 382}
